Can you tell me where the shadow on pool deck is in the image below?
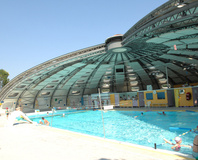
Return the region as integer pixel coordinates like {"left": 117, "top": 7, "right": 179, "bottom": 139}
{"left": 0, "top": 107, "right": 197, "bottom": 160}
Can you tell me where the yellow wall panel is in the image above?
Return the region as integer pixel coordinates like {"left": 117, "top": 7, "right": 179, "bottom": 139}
{"left": 144, "top": 90, "right": 168, "bottom": 107}
{"left": 174, "top": 88, "right": 193, "bottom": 107}
{"left": 110, "top": 94, "right": 115, "bottom": 105}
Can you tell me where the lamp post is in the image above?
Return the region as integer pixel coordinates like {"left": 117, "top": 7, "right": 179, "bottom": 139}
{"left": 98, "top": 88, "right": 105, "bottom": 138}
{"left": 165, "top": 65, "right": 169, "bottom": 88}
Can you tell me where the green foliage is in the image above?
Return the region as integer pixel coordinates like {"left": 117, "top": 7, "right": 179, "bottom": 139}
{"left": 0, "top": 69, "right": 9, "bottom": 87}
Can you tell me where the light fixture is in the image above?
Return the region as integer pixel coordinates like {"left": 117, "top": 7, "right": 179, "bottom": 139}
{"left": 176, "top": 1, "right": 186, "bottom": 8}
{"left": 127, "top": 69, "right": 134, "bottom": 72}
{"left": 46, "top": 85, "right": 54, "bottom": 88}
{"left": 161, "top": 84, "right": 171, "bottom": 89}
{"left": 131, "top": 87, "right": 139, "bottom": 91}
{"left": 130, "top": 81, "right": 138, "bottom": 86}
{"left": 129, "top": 76, "right": 137, "bottom": 80}
{"left": 128, "top": 73, "right": 136, "bottom": 76}
{"left": 76, "top": 80, "right": 85, "bottom": 83}
{"left": 41, "top": 92, "right": 50, "bottom": 96}
{"left": 103, "top": 79, "right": 110, "bottom": 83}
{"left": 155, "top": 73, "right": 164, "bottom": 78}
{"left": 105, "top": 71, "right": 112, "bottom": 75}
{"left": 148, "top": 66, "right": 155, "bottom": 70}
{"left": 177, "top": 3, "right": 186, "bottom": 8}
{"left": 72, "top": 91, "right": 80, "bottom": 95}
{"left": 102, "top": 84, "right": 110, "bottom": 88}
{"left": 102, "top": 89, "right": 110, "bottom": 93}
{"left": 158, "top": 78, "right": 167, "bottom": 84}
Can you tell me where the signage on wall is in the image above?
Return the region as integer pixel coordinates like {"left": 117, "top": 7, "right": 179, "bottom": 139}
{"left": 179, "top": 89, "right": 185, "bottom": 94}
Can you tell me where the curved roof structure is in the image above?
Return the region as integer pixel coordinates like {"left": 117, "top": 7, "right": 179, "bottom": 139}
{"left": 1, "top": 0, "right": 198, "bottom": 111}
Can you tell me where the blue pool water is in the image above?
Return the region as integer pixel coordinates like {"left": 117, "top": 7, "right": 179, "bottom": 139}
{"left": 30, "top": 110, "right": 198, "bottom": 155}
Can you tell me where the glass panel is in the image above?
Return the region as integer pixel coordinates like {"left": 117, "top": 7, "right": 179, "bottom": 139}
{"left": 157, "top": 92, "right": 165, "bottom": 99}
{"left": 146, "top": 93, "right": 153, "bottom": 100}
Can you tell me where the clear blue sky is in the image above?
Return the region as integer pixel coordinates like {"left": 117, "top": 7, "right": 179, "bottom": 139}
{"left": 0, "top": 0, "right": 168, "bottom": 80}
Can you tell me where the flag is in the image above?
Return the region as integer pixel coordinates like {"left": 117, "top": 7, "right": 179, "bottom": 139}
{"left": 174, "top": 44, "right": 177, "bottom": 50}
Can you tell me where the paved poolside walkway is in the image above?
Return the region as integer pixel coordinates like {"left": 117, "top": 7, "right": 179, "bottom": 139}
{"left": 0, "top": 108, "right": 197, "bottom": 160}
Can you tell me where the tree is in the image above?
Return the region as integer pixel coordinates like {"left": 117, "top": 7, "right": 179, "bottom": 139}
{"left": 0, "top": 69, "right": 9, "bottom": 88}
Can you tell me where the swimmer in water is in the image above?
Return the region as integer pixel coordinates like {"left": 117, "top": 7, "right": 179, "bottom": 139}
{"left": 163, "top": 137, "right": 192, "bottom": 151}
{"left": 41, "top": 117, "right": 50, "bottom": 126}
{"left": 134, "top": 112, "right": 143, "bottom": 118}
{"left": 157, "top": 111, "right": 166, "bottom": 115}
{"left": 194, "top": 126, "right": 198, "bottom": 132}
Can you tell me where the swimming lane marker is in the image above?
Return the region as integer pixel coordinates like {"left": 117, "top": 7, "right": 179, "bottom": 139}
{"left": 169, "top": 127, "right": 191, "bottom": 131}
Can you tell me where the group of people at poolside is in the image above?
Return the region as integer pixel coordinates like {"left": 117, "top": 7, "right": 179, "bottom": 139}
{"left": 5, "top": 107, "right": 34, "bottom": 126}
{"left": 5, "top": 106, "right": 50, "bottom": 126}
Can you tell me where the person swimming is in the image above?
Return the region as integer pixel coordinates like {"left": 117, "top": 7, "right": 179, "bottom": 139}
{"left": 173, "top": 137, "right": 182, "bottom": 151}
{"left": 194, "top": 126, "right": 198, "bottom": 132}
{"left": 163, "top": 137, "right": 192, "bottom": 151}
{"left": 134, "top": 112, "right": 143, "bottom": 118}
{"left": 41, "top": 117, "right": 50, "bottom": 126}
{"left": 157, "top": 111, "right": 166, "bottom": 115}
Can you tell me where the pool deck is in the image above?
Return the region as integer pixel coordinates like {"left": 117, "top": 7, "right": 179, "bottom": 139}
{"left": 0, "top": 107, "right": 197, "bottom": 160}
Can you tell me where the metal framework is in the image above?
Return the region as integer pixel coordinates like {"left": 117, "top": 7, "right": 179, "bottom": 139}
{"left": 0, "top": 0, "right": 198, "bottom": 111}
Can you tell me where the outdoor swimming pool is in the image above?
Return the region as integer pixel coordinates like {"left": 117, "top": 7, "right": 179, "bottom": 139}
{"left": 29, "top": 110, "right": 198, "bottom": 155}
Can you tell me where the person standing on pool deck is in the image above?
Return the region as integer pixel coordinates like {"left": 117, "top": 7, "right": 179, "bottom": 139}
{"left": 41, "top": 117, "right": 50, "bottom": 126}
{"left": 5, "top": 107, "right": 9, "bottom": 119}
{"left": 163, "top": 137, "right": 192, "bottom": 151}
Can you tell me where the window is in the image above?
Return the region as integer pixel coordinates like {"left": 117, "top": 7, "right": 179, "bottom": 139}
{"left": 26, "top": 79, "right": 33, "bottom": 81}
{"left": 46, "top": 85, "right": 54, "bottom": 88}
{"left": 52, "top": 80, "right": 59, "bottom": 82}
{"left": 157, "top": 92, "right": 165, "bottom": 99}
{"left": 41, "top": 92, "right": 50, "bottom": 96}
{"left": 16, "top": 85, "right": 26, "bottom": 88}
{"left": 72, "top": 91, "right": 80, "bottom": 95}
{"left": 146, "top": 93, "right": 153, "bottom": 100}
{"left": 116, "top": 68, "right": 123, "bottom": 72}
{"left": 8, "top": 93, "right": 19, "bottom": 97}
